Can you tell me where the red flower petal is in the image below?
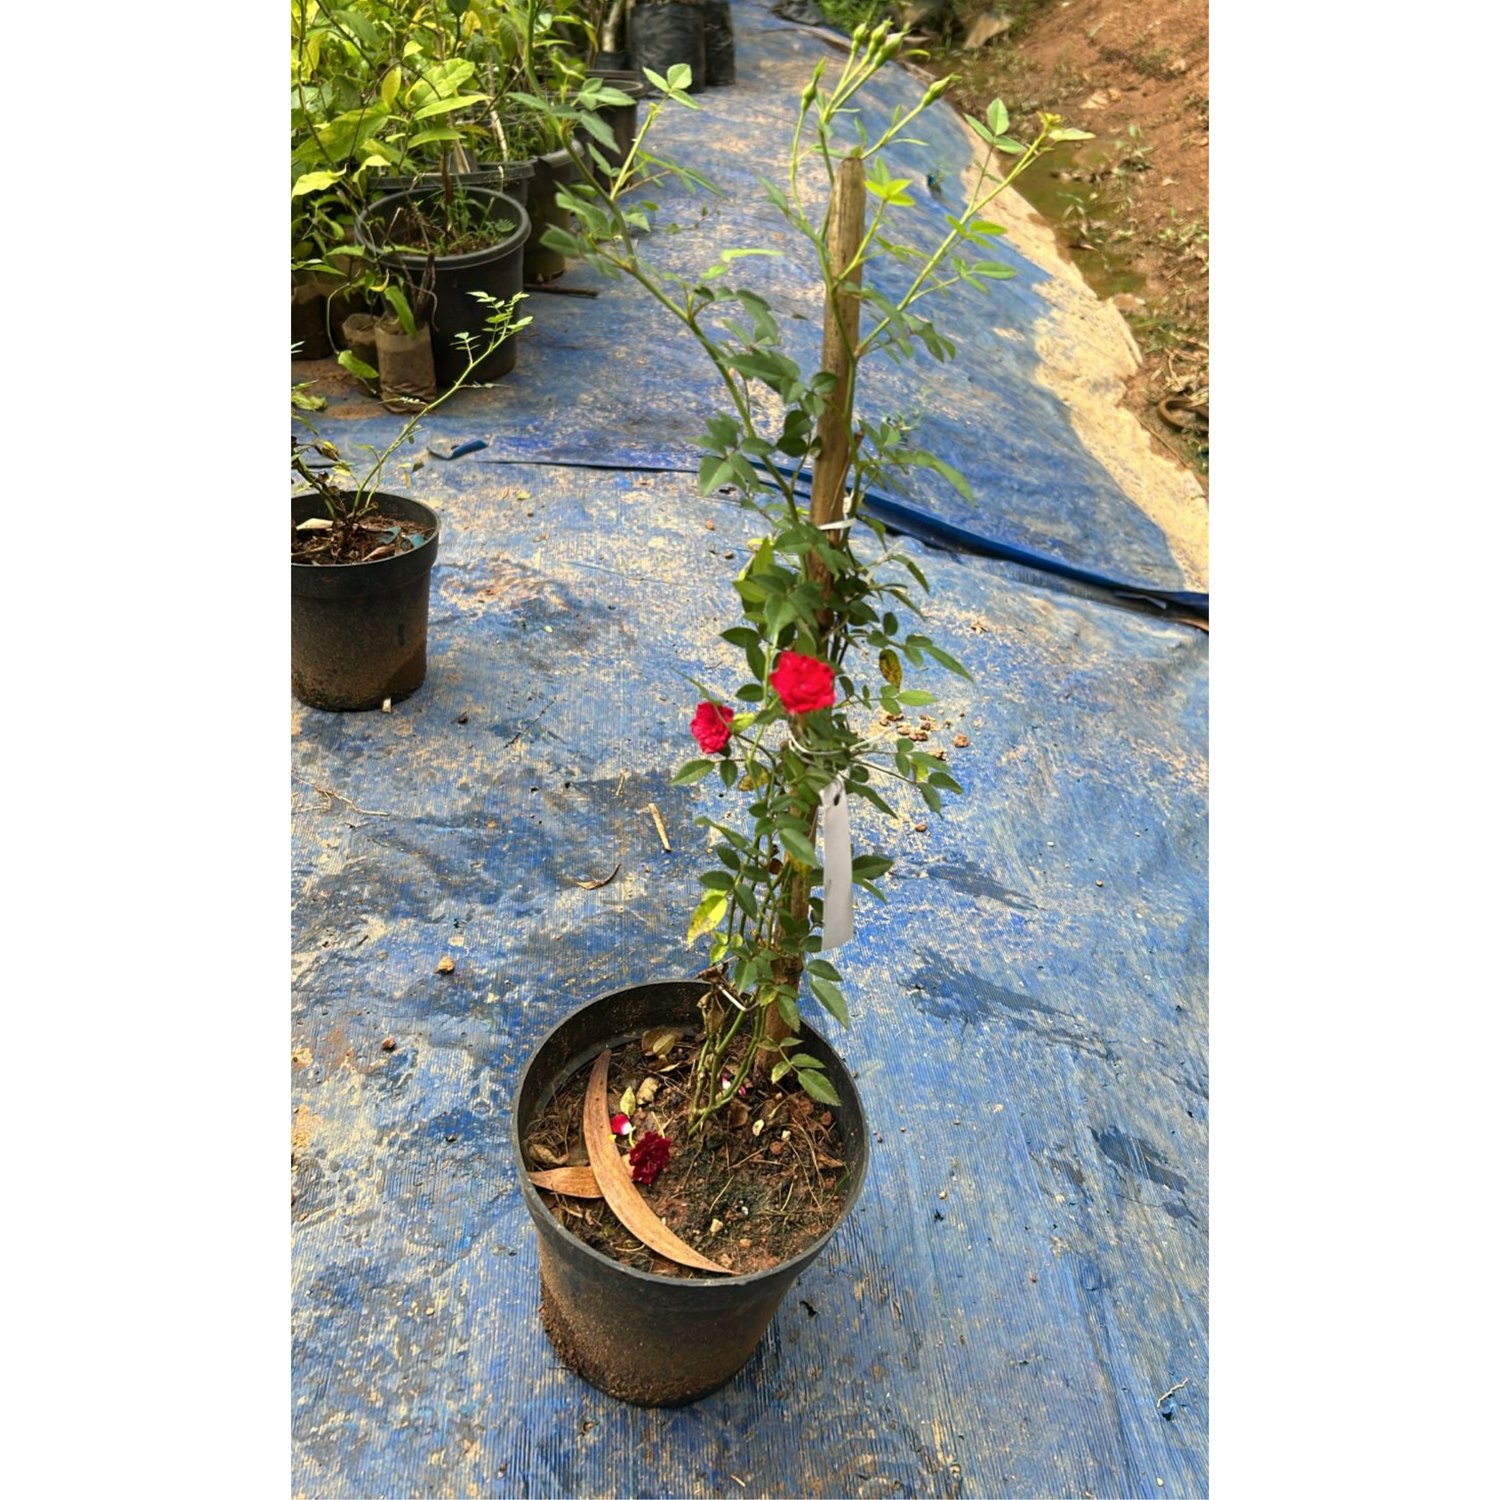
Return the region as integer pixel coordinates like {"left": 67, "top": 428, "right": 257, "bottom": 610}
{"left": 610, "top": 1113, "right": 632, "bottom": 1136}
{"left": 769, "top": 652, "right": 836, "bottom": 715}
{"left": 628, "top": 1131, "right": 672, "bottom": 1185}
{"left": 690, "top": 701, "right": 735, "bottom": 754}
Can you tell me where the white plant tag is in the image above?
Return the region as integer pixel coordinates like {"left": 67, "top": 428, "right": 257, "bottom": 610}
{"left": 818, "top": 777, "right": 854, "bottom": 949}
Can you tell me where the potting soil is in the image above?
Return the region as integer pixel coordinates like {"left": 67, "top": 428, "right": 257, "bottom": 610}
{"left": 292, "top": 4, "right": 1208, "bottom": 1495}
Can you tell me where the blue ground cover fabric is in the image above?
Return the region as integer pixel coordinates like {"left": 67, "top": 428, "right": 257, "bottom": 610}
{"left": 292, "top": 8, "right": 1208, "bottom": 1495}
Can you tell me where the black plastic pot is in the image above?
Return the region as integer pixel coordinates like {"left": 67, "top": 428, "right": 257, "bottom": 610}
{"left": 703, "top": 1, "right": 737, "bottom": 86}
{"left": 513, "top": 978, "right": 869, "bottom": 1406}
{"left": 631, "top": 3, "right": 707, "bottom": 94}
{"left": 523, "top": 146, "right": 582, "bottom": 283}
{"left": 291, "top": 492, "right": 440, "bottom": 711}
{"left": 368, "top": 160, "right": 537, "bottom": 212}
{"left": 354, "top": 186, "right": 529, "bottom": 385}
{"left": 593, "top": 48, "right": 634, "bottom": 72}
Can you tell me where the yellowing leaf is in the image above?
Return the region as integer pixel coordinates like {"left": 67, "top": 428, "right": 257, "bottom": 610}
{"left": 686, "top": 892, "right": 728, "bottom": 944}
{"left": 879, "top": 648, "right": 904, "bottom": 688}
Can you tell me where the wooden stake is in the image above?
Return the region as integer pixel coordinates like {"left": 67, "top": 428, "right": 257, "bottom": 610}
{"left": 761, "top": 155, "right": 868, "bottom": 1073}
{"left": 807, "top": 154, "right": 867, "bottom": 599}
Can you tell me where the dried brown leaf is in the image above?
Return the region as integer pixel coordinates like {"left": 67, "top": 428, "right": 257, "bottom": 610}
{"left": 583, "top": 1049, "right": 731, "bottom": 1275}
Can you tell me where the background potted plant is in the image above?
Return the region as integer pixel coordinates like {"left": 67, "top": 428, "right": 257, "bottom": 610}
{"left": 515, "top": 28, "right": 1089, "bottom": 1404}
{"left": 291, "top": 292, "right": 530, "bottom": 711}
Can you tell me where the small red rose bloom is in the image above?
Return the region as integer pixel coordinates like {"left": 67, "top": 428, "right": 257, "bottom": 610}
{"left": 610, "top": 1113, "right": 632, "bottom": 1137}
{"left": 628, "top": 1131, "right": 672, "bottom": 1185}
{"left": 690, "top": 701, "right": 734, "bottom": 754}
{"left": 769, "top": 652, "right": 835, "bottom": 715}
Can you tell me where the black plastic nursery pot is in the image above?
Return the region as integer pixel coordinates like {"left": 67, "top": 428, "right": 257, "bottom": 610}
{"left": 290, "top": 492, "right": 440, "bottom": 712}
{"left": 703, "top": 0, "right": 737, "bottom": 86}
{"left": 523, "top": 146, "right": 582, "bottom": 283}
{"left": 353, "top": 186, "right": 529, "bottom": 386}
{"left": 513, "top": 978, "right": 869, "bottom": 1407}
{"left": 368, "top": 159, "right": 537, "bottom": 212}
{"left": 631, "top": 2, "right": 707, "bottom": 94}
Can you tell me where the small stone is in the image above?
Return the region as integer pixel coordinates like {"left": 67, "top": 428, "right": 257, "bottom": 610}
{"left": 381, "top": 1036, "right": 396, "bottom": 1052}
{"left": 954, "top": 734, "right": 970, "bottom": 748}
{"left": 939, "top": 1190, "right": 948, "bottom": 1200}
{"left": 1096, "top": 879, "right": 1105, "bottom": 887}
{"left": 437, "top": 955, "right": 456, "bottom": 974}
{"left": 710, "top": 1218, "right": 723, "bottom": 1235}
{"left": 738, "top": 1237, "right": 752, "bottom": 1249}
{"left": 770, "top": 1140, "right": 784, "bottom": 1155}
{"left": 913, "top": 822, "right": 928, "bottom": 833}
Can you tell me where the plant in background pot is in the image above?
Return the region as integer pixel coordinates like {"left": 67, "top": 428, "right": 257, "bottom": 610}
{"left": 291, "top": 292, "right": 530, "bottom": 711}
{"left": 515, "top": 29, "right": 1089, "bottom": 1405}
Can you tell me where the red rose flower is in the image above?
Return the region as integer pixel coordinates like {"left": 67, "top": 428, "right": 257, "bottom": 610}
{"left": 769, "top": 652, "right": 836, "bottom": 715}
{"left": 690, "top": 701, "right": 734, "bottom": 754}
{"left": 628, "top": 1131, "right": 672, "bottom": 1185}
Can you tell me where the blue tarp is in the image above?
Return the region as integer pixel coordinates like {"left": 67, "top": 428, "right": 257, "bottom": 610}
{"left": 292, "top": 8, "right": 1208, "bottom": 1496}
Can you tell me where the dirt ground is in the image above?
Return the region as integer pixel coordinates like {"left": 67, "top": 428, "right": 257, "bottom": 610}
{"left": 941, "top": 0, "right": 1208, "bottom": 488}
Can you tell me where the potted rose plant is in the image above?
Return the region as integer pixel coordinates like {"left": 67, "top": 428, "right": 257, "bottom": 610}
{"left": 512, "top": 29, "right": 1088, "bottom": 1404}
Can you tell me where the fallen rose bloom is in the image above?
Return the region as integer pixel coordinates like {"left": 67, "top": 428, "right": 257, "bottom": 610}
{"left": 769, "top": 651, "right": 835, "bottom": 715}
{"left": 628, "top": 1131, "right": 672, "bottom": 1185}
{"left": 690, "top": 701, "right": 735, "bottom": 754}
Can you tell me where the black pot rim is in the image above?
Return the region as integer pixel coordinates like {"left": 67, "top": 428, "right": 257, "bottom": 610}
{"left": 291, "top": 491, "right": 439, "bottom": 578}
{"left": 512, "top": 977, "right": 869, "bottom": 1293}
{"left": 354, "top": 186, "right": 531, "bottom": 273}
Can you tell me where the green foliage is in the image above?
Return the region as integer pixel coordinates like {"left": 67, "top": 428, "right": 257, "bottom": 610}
{"left": 291, "top": 291, "right": 531, "bottom": 548}
{"left": 556, "top": 24, "right": 1083, "bottom": 1123}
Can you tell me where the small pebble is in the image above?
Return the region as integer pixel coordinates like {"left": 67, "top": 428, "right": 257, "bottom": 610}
{"left": 739, "top": 1237, "right": 752, "bottom": 1249}
{"left": 913, "top": 822, "right": 928, "bottom": 833}
{"left": 1096, "top": 879, "right": 1105, "bottom": 887}
{"left": 938, "top": 1190, "right": 947, "bottom": 1200}
{"left": 381, "top": 1036, "right": 396, "bottom": 1052}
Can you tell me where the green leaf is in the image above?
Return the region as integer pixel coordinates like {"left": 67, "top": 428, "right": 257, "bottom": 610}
{"left": 897, "top": 690, "right": 937, "bottom": 706}
{"left": 879, "top": 647, "right": 903, "bottom": 689}
{"left": 851, "top": 855, "right": 894, "bottom": 880}
{"left": 780, "top": 828, "right": 818, "bottom": 865}
{"left": 987, "top": 100, "right": 1010, "bottom": 136}
{"left": 686, "top": 891, "right": 729, "bottom": 945}
{"left": 1049, "top": 127, "right": 1095, "bottom": 142}
{"left": 382, "top": 285, "right": 416, "bottom": 338}
{"left": 777, "top": 990, "right": 801, "bottom": 1030}
{"left": 405, "top": 127, "right": 464, "bottom": 149}
{"left": 698, "top": 455, "right": 736, "bottom": 495}
{"left": 672, "top": 759, "right": 716, "bottom": 786}
{"left": 336, "top": 349, "right": 378, "bottom": 381}
{"left": 292, "top": 169, "right": 344, "bottom": 197}
{"left": 789, "top": 1053, "right": 826, "bottom": 1070}
{"left": 413, "top": 93, "right": 490, "bottom": 120}
{"left": 797, "top": 1069, "right": 841, "bottom": 1107}
{"left": 810, "top": 979, "right": 849, "bottom": 1027}
{"left": 923, "top": 642, "right": 973, "bottom": 681}
{"left": 771, "top": 1059, "right": 794, "bottom": 1084}
{"left": 805, "top": 958, "right": 842, "bottom": 981}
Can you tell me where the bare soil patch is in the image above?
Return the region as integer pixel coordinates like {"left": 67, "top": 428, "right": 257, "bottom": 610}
{"left": 943, "top": 0, "right": 1208, "bottom": 486}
